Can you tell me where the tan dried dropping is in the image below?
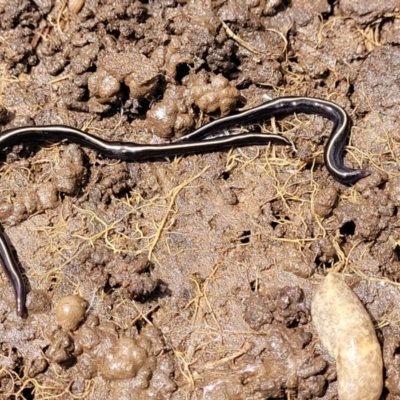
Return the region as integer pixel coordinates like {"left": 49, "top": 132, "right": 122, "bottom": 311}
{"left": 311, "top": 273, "right": 383, "bottom": 400}
{"left": 68, "top": 0, "right": 85, "bottom": 14}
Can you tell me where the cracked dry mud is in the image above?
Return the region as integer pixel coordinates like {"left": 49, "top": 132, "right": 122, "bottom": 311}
{"left": 1, "top": 0, "right": 400, "bottom": 399}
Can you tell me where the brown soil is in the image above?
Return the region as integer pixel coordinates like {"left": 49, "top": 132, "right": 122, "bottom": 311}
{"left": 0, "top": 0, "right": 400, "bottom": 399}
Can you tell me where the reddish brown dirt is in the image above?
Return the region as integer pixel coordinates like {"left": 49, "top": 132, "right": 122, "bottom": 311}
{"left": 1, "top": 0, "right": 400, "bottom": 399}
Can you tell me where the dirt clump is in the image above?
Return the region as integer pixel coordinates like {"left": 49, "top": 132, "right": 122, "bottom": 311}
{"left": 1, "top": 0, "right": 400, "bottom": 399}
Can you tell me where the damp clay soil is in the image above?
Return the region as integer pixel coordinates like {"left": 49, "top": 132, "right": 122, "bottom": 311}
{"left": 2, "top": 0, "right": 400, "bottom": 399}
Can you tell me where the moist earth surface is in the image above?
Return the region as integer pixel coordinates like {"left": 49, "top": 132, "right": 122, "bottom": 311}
{"left": 0, "top": 0, "right": 400, "bottom": 399}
